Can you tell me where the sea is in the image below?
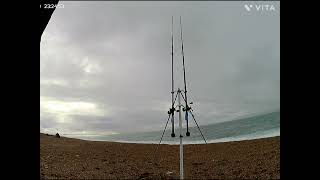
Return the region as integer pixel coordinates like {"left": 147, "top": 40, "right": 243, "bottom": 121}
{"left": 65, "top": 111, "right": 280, "bottom": 144}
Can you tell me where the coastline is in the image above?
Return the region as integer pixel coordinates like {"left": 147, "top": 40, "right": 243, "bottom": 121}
{"left": 58, "top": 127, "right": 280, "bottom": 145}
{"left": 40, "top": 133, "right": 280, "bottom": 179}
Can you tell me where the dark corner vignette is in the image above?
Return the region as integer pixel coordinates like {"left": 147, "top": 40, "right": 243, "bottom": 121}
{"left": 40, "top": 0, "right": 60, "bottom": 42}
{"left": 39, "top": 0, "right": 59, "bottom": 179}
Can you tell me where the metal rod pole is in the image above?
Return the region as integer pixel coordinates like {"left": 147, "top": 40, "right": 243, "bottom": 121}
{"left": 178, "top": 89, "right": 184, "bottom": 179}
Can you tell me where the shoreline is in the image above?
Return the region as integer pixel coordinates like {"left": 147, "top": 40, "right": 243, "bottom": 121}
{"left": 60, "top": 135, "right": 280, "bottom": 145}
{"left": 47, "top": 128, "right": 280, "bottom": 145}
{"left": 40, "top": 133, "right": 280, "bottom": 179}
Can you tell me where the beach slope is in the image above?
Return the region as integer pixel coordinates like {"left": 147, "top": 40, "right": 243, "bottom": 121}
{"left": 40, "top": 133, "right": 280, "bottom": 179}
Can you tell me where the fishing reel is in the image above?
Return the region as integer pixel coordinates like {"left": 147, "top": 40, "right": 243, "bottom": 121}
{"left": 182, "top": 103, "right": 193, "bottom": 137}
{"left": 182, "top": 105, "right": 192, "bottom": 112}
{"left": 167, "top": 107, "right": 176, "bottom": 137}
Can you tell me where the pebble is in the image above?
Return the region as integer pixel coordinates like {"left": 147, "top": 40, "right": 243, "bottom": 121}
{"left": 166, "top": 171, "right": 173, "bottom": 175}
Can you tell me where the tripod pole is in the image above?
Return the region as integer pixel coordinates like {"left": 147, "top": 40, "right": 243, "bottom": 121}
{"left": 178, "top": 89, "right": 184, "bottom": 179}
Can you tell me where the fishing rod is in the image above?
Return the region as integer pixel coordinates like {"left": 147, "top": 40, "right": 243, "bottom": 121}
{"left": 154, "top": 17, "right": 208, "bottom": 180}
{"left": 170, "top": 16, "right": 176, "bottom": 138}
{"left": 180, "top": 16, "right": 191, "bottom": 137}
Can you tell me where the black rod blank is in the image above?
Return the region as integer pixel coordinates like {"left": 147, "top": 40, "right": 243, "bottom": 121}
{"left": 171, "top": 16, "right": 175, "bottom": 137}
{"left": 180, "top": 16, "right": 190, "bottom": 136}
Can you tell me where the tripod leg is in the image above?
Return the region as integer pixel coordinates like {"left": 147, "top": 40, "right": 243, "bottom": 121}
{"left": 158, "top": 113, "right": 171, "bottom": 145}
{"left": 151, "top": 113, "right": 172, "bottom": 162}
{"left": 189, "top": 111, "right": 207, "bottom": 144}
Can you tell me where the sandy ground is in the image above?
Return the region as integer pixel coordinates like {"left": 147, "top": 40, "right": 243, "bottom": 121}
{"left": 40, "top": 133, "right": 280, "bottom": 179}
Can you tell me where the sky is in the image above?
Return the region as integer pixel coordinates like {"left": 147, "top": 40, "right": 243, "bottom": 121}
{"left": 40, "top": 1, "right": 280, "bottom": 136}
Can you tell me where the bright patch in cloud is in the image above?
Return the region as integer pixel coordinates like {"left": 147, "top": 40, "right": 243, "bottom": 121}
{"left": 40, "top": 79, "right": 68, "bottom": 87}
{"left": 40, "top": 97, "right": 106, "bottom": 123}
{"left": 80, "top": 57, "right": 102, "bottom": 74}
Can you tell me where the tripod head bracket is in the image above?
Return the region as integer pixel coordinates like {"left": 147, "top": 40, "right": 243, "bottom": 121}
{"left": 182, "top": 105, "right": 191, "bottom": 112}
{"left": 168, "top": 107, "right": 176, "bottom": 114}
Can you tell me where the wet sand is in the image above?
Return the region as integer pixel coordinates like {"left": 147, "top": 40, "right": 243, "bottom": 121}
{"left": 40, "top": 133, "right": 280, "bottom": 179}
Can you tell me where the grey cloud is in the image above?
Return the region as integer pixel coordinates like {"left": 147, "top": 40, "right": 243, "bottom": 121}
{"left": 40, "top": 1, "right": 280, "bottom": 134}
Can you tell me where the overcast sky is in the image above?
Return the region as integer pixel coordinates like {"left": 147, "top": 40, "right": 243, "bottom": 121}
{"left": 40, "top": 1, "right": 280, "bottom": 135}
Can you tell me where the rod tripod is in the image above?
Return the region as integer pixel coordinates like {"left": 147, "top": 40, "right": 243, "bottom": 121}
{"left": 156, "top": 16, "right": 207, "bottom": 180}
